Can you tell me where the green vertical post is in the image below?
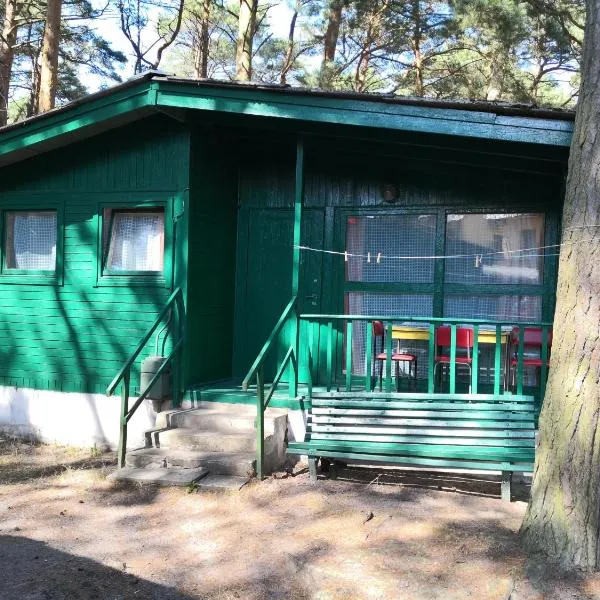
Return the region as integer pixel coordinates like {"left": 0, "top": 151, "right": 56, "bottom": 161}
{"left": 117, "top": 370, "right": 130, "bottom": 468}
{"left": 345, "top": 321, "right": 353, "bottom": 391}
{"left": 517, "top": 327, "right": 525, "bottom": 395}
{"left": 289, "top": 309, "right": 299, "bottom": 399}
{"left": 326, "top": 321, "right": 333, "bottom": 391}
{"left": 494, "top": 325, "right": 502, "bottom": 395}
{"left": 292, "top": 138, "right": 304, "bottom": 295}
{"left": 365, "top": 321, "right": 373, "bottom": 392}
{"left": 540, "top": 325, "right": 549, "bottom": 406}
{"left": 290, "top": 139, "right": 304, "bottom": 397}
{"left": 256, "top": 366, "right": 265, "bottom": 480}
{"left": 449, "top": 324, "right": 457, "bottom": 394}
{"left": 385, "top": 322, "right": 393, "bottom": 392}
{"left": 428, "top": 323, "right": 435, "bottom": 393}
{"left": 471, "top": 324, "right": 479, "bottom": 393}
{"left": 307, "top": 320, "right": 314, "bottom": 399}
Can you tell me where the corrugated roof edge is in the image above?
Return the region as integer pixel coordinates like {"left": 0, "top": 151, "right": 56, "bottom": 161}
{"left": 0, "top": 71, "right": 575, "bottom": 138}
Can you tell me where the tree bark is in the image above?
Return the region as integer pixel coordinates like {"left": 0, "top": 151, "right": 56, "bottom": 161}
{"left": 319, "top": 0, "right": 344, "bottom": 88}
{"left": 193, "top": 0, "right": 211, "bottom": 79}
{"left": 236, "top": 0, "right": 257, "bottom": 82}
{"left": 521, "top": 0, "right": 600, "bottom": 571}
{"left": 411, "top": 0, "right": 424, "bottom": 97}
{"left": 280, "top": 2, "right": 299, "bottom": 85}
{"left": 38, "top": 0, "right": 62, "bottom": 113}
{"left": 0, "top": 0, "right": 18, "bottom": 126}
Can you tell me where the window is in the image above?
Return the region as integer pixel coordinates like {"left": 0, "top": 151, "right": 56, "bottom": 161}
{"left": 102, "top": 208, "right": 164, "bottom": 273}
{"left": 445, "top": 213, "right": 545, "bottom": 285}
{"left": 5, "top": 211, "right": 57, "bottom": 271}
{"left": 346, "top": 214, "right": 436, "bottom": 283}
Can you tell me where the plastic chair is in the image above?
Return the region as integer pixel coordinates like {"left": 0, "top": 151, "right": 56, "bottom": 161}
{"left": 508, "top": 327, "right": 552, "bottom": 391}
{"left": 373, "top": 321, "right": 417, "bottom": 391}
{"left": 434, "top": 326, "right": 474, "bottom": 391}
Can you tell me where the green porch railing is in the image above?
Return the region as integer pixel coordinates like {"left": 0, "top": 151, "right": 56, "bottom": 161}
{"left": 299, "top": 314, "right": 553, "bottom": 403}
{"left": 242, "top": 295, "right": 299, "bottom": 480}
{"left": 107, "top": 287, "right": 186, "bottom": 468}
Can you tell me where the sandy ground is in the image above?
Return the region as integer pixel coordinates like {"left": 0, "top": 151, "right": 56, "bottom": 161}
{"left": 1, "top": 440, "right": 600, "bottom": 600}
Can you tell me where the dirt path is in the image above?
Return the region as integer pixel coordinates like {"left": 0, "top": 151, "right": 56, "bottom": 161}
{"left": 1, "top": 440, "right": 599, "bottom": 600}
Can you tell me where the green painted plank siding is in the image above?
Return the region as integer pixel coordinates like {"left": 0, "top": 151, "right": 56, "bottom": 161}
{"left": 0, "top": 116, "right": 190, "bottom": 394}
{"left": 186, "top": 131, "right": 238, "bottom": 385}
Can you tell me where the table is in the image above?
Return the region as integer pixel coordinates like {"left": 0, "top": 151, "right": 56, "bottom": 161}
{"left": 392, "top": 324, "right": 510, "bottom": 344}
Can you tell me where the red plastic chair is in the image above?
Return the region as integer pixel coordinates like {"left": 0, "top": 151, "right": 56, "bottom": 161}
{"left": 509, "top": 327, "right": 552, "bottom": 390}
{"left": 434, "top": 326, "right": 474, "bottom": 391}
{"left": 373, "top": 321, "right": 417, "bottom": 391}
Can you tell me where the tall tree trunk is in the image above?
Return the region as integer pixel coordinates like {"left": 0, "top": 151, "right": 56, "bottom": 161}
{"left": 411, "top": 0, "right": 424, "bottom": 97}
{"left": 319, "top": 0, "right": 344, "bottom": 89}
{"left": 193, "top": 0, "right": 211, "bottom": 78}
{"left": 521, "top": 0, "right": 600, "bottom": 571}
{"left": 236, "top": 0, "right": 257, "bottom": 82}
{"left": 280, "top": 2, "right": 299, "bottom": 85}
{"left": 0, "top": 0, "right": 18, "bottom": 127}
{"left": 38, "top": 0, "right": 62, "bottom": 112}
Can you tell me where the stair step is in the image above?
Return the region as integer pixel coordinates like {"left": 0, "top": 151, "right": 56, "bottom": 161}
{"left": 126, "top": 447, "right": 255, "bottom": 477}
{"left": 158, "top": 429, "right": 256, "bottom": 453}
{"left": 110, "top": 466, "right": 209, "bottom": 487}
{"left": 168, "top": 408, "right": 258, "bottom": 433}
{"left": 196, "top": 474, "right": 249, "bottom": 491}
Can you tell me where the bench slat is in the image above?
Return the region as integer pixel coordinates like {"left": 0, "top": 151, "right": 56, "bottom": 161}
{"left": 310, "top": 416, "right": 535, "bottom": 427}
{"left": 308, "top": 433, "right": 534, "bottom": 447}
{"left": 311, "top": 400, "right": 535, "bottom": 411}
{"left": 311, "top": 392, "right": 535, "bottom": 402}
{"left": 287, "top": 445, "right": 533, "bottom": 472}
{"left": 311, "top": 408, "right": 535, "bottom": 419}
{"left": 289, "top": 440, "right": 534, "bottom": 461}
{"left": 308, "top": 424, "right": 535, "bottom": 437}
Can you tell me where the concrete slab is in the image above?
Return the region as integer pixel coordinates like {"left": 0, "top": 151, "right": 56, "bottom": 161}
{"left": 196, "top": 474, "right": 249, "bottom": 491}
{"left": 110, "top": 467, "right": 209, "bottom": 487}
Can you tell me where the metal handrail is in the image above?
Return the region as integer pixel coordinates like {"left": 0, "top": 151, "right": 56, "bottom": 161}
{"left": 108, "top": 287, "right": 186, "bottom": 467}
{"left": 107, "top": 287, "right": 185, "bottom": 396}
{"left": 244, "top": 296, "right": 299, "bottom": 481}
{"left": 299, "top": 313, "right": 553, "bottom": 327}
{"left": 242, "top": 295, "right": 298, "bottom": 391}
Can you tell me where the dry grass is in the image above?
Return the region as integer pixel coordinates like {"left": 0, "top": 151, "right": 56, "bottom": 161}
{"left": 1, "top": 439, "right": 599, "bottom": 599}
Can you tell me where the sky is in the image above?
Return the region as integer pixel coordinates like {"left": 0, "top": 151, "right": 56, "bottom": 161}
{"left": 84, "top": 1, "right": 296, "bottom": 91}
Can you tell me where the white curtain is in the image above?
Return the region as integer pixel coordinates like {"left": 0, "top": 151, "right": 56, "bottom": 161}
{"left": 106, "top": 212, "right": 164, "bottom": 271}
{"left": 10, "top": 212, "right": 57, "bottom": 270}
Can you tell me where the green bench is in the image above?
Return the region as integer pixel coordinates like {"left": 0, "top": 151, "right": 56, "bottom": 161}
{"left": 287, "top": 392, "right": 536, "bottom": 501}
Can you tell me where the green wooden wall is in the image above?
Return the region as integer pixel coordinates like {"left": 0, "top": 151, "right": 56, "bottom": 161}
{"left": 0, "top": 116, "right": 190, "bottom": 394}
{"left": 185, "top": 131, "right": 238, "bottom": 386}
{"left": 231, "top": 136, "right": 565, "bottom": 383}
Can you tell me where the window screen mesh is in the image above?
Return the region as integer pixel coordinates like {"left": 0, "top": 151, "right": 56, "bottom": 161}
{"left": 444, "top": 295, "right": 542, "bottom": 321}
{"left": 346, "top": 292, "right": 433, "bottom": 376}
{"left": 346, "top": 214, "right": 436, "bottom": 283}
{"left": 445, "top": 213, "right": 545, "bottom": 284}
{"left": 6, "top": 211, "right": 57, "bottom": 270}
{"left": 105, "top": 210, "right": 164, "bottom": 272}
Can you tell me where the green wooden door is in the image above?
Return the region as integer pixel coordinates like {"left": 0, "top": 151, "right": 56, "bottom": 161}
{"left": 233, "top": 208, "right": 324, "bottom": 380}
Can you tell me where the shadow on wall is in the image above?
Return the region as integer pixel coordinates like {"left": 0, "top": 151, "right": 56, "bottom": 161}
{"left": 0, "top": 535, "right": 195, "bottom": 600}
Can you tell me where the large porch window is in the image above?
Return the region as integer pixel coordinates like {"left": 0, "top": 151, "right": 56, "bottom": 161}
{"left": 342, "top": 209, "right": 552, "bottom": 384}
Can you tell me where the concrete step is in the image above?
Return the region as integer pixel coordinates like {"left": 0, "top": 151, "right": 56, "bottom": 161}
{"left": 126, "top": 447, "right": 255, "bottom": 477}
{"left": 110, "top": 466, "right": 209, "bottom": 487}
{"left": 157, "top": 428, "right": 257, "bottom": 453}
{"left": 196, "top": 474, "right": 249, "bottom": 491}
{"left": 159, "top": 406, "right": 287, "bottom": 436}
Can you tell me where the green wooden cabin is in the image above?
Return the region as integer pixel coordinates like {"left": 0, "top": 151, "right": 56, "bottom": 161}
{"left": 0, "top": 72, "right": 573, "bottom": 454}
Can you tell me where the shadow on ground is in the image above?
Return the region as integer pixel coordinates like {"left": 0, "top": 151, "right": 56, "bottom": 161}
{"left": 0, "top": 535, "right": 195, "bottom": 600}
{"left": 323, "top": 464, "right": 531, "bottom": 502}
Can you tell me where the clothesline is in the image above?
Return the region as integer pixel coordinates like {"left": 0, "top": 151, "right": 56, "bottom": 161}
{"left": 294, "top": 235, "right": 596, "bottom": 262}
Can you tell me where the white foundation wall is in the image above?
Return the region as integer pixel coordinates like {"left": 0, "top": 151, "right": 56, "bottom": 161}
{"left": 0, "top": 386, "right": 157, "bottom": 449}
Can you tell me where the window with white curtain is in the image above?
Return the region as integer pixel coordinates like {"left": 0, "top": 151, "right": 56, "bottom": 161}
{"left": 104, "top": 208, "right": 164, "bottom": 272}
{"left": 5, "top": 211, "right": 57, "bottom": 271}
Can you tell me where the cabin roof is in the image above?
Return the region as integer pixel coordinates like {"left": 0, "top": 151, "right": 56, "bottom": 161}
{"left": 0, "top": 71, "right": 575, "bottom": 167}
